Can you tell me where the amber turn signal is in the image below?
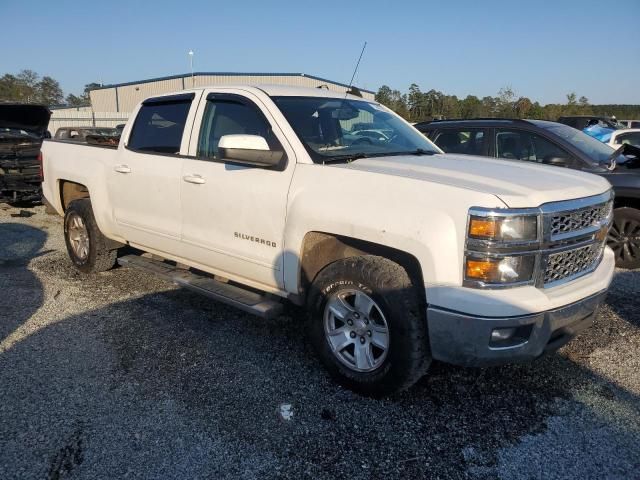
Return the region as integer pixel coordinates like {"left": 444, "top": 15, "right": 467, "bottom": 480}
{"left": 466, "top": 258, "right": 500, "bottom": 282}
{"left": 468, "top": 218, "right": 499, "bottom": 238}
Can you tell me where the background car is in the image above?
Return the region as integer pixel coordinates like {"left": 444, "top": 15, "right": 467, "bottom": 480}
{"left": 618, "top": 120, "right": 640, "bottom": 129}
{"left": 415, "top": 118, "right": 640, "bottom": 269}
{"left": 608, "top": 128, "right": 640, "bottom": 148}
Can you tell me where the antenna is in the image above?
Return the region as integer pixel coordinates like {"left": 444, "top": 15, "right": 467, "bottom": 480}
{"left": 344, "top": 41, "right": 367, "bottom": 98}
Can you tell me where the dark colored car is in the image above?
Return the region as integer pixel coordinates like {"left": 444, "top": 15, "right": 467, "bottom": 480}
{"left": 415, "top": 118, "right": 640, "bottom": 269}
{"left": 0, "top": 103, "right": 51, "bottom": 203}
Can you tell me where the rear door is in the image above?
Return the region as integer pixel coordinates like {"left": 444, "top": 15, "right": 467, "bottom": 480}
{"left": 181, "top": 89, "right": 296, "bottom": 290}
{"left": 110, "top": 93, "right": 200, "bottom": 256}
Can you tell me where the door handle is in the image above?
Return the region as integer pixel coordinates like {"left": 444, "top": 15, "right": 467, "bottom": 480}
{"left": 183, "top": 174, "right": 206, "bottom": 185}
{"left": 114, "top": 164, "right": 131, "bottom": 174}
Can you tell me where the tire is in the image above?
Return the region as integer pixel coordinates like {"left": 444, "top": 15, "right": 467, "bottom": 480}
{"left": 64, "top": 199, "right": 117, "bottom": 273}
{"left": 608, "top": 207, "right": 640, "bottom": 269}
{"left": 308, "top": 255, "right": 431, "bottom": 396}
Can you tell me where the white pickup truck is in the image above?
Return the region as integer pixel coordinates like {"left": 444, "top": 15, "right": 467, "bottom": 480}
{"left": 41, "top": 85, "right": 615, "bottom": 395}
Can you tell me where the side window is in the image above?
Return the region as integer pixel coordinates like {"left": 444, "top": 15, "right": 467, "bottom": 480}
{"left": 435, "top": 129, "right": 486, "bottom": 155}
{"left": 497, "top": 129, "right": 572, "bottom": 165}
{"left": 531, "top": 135, "right": 572, "bottom": 163}
{"left": 616, "top": 132, "right": 640, "bottom": 146}
{"left": 496, "top": 130, "right": 534, "bottom": 161}
{"left": 197, "top": 99, "right": 278, "bottom": 159}
{"left": 128, "top": 100, "right": 192, "bottom": 154}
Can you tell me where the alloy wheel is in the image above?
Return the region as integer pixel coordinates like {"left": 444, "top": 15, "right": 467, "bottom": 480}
{"left": 323, "top": 289, "right": 389, "bottom": 372}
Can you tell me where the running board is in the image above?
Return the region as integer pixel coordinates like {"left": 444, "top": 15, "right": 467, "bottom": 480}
{"left": 117, "top": 255, "right": 283, "bottom": 319}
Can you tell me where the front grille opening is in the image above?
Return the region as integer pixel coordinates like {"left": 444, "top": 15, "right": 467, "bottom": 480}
{"left": 544, "top": 243, "right": 603, "bottom": 285}
{"left": 550, "top": 202, "right": 612, "bottom": 238}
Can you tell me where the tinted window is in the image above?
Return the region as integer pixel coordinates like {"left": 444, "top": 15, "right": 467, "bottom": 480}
{"left": 128, "top": 101, "right": 191, "bottom": 154}
{"left": 616, "top": 132, "right": 640, "bottom": 147}
{"left": 197, "top": 100, "right": 277, "bottom": 159}
{"left": 496, "top": 129, "right": 572, "bottom": 164}
{"left": 434, "top": 129, "right": 486, "bottom": 155}
{"left": 541, "top": 123, "right": 622, "bottom": 167}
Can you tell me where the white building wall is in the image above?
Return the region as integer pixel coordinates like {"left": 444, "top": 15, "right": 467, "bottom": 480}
{"left": 88, "top": 73, "right": 375, "bottom": 114}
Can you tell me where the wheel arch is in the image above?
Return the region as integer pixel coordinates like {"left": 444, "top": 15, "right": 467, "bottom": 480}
{"left": 614, "top": 195, "right": 640, "bottom": 210}
{"left": 295, "top": 231, "right": 426, "bottom": 305}
{"left": 59, "top": 179, "right": 90, "bottom": 211}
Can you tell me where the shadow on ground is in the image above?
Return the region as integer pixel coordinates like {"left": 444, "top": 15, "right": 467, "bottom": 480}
{"left": 0, "top": 223, "right": 46, "bottom": 343}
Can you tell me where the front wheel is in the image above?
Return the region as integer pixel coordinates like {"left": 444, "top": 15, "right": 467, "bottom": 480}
{"left": 608, "top": 207, "right": 640, "bottom": 269}
{"left": 308, "top": 255, "right": 431, "bottom": 396}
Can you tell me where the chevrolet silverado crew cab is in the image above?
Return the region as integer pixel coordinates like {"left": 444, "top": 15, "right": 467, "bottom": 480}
{"left": 41, "top": 86, "right": 615, "bottom": 395}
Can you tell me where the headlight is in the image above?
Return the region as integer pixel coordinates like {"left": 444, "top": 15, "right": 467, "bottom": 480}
{"left": 468, "top": 214, "right": 538, "bottom": 242}
{"left": 465, "top": 255, "right": 536, "bottom": 285}
{"left": 465, "top": 208, "right": 540, "bottom": 288}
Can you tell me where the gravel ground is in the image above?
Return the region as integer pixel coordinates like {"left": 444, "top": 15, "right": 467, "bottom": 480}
{"left": 0, "top": 204, "right": 639, "bottom": 480}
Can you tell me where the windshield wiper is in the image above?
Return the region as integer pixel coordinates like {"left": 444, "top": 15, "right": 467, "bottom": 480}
{"left": 322, "top": 153, "right": 369, "bottom": 164}
{"left": 409, "top": 148, "right": 436, "bottom": 156}
{"left": 380, "top": 149, "right": 437, "bottom": 157}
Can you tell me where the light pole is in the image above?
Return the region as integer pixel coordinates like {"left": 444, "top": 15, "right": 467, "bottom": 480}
{"left": 188, "top": 50, "right": 194, "bottom": 87}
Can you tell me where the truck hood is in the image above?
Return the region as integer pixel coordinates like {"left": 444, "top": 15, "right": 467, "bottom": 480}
{"left": 332, "top": 153, "right": 610, "bottom": 208}
{"left": 0, "top": 104, "right": 51, "bottom": 137}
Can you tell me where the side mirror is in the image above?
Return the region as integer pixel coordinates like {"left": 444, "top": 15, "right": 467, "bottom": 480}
{"left": 543, "top": 156, "right": 572, "bottom": 167}
{"left": 218, "top": 134, "right": 284, "bottom": 168}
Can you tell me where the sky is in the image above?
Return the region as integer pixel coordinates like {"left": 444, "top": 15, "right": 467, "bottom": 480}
{"left": 1, "top": 0, "right": 639, "bottom": 105}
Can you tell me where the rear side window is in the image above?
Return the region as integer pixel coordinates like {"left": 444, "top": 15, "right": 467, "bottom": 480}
{"left": 128, "top": 100, "right": 192, "bottom": 154}
{"left": 434, "top": 129, "right": 487, "bottom": 156}
{"left": 496, "top": 129, "right": 572, "bottom": 165}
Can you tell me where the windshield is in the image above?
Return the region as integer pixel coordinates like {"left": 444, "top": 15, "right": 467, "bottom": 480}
{"left": 272, "top": 96, "right": 440, "bottom": 163}
{"left": 541, "top": 123, "right": 625, "bottom": 166}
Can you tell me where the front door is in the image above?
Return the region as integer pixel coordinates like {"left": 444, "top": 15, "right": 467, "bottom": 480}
{"left": 180, "top": 90, "right": 296, "bottom": 290}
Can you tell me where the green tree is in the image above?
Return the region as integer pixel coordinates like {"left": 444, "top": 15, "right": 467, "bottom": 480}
{"left": 375, "top": 85, "right": 393, "bottom": 106}
{"left": 65, "top": 93, "right": 87, "bottom": 106}
{"left": 459, "top": 95, "right": 483, "bottom": 118}
{"left": 496, "top": 86, "right": 517, "bottom": 116}
{"left": 514, "top": 97, "right": 533, "bottom": 118}
{"left": 36, "top": 76, "right": 64, "bottom": 105}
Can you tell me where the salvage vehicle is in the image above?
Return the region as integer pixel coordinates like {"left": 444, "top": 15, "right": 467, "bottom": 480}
{"left": 0, "top": 103, "right": 50, "bottom": 203}
{"left": 416, "top": 119, "right": 640, "bottom": 269}
{"left": 41, "top": 86, "right": 615, "bottom": 395}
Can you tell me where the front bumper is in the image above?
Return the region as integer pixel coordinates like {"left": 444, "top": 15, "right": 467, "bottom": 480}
{"left": 427, "top": 289, "right": 607, "bottom": 367}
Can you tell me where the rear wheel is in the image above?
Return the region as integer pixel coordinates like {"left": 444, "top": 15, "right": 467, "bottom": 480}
{"left": 64, "top": 199, "right": 118, "bottom": 273}
{"left": 308, "top": 255, "right": 431, "bottom": 396}
{"left": 608, "top": 207, "right": 640, "bottom": 269}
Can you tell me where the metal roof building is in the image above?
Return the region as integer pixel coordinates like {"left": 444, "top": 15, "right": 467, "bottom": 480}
{"left": 89, "top": 72, "right": 375, "bottom": 113}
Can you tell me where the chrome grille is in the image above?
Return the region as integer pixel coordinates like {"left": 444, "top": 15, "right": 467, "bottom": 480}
{"left": 550, "top": 202, "right": 612, "bottom": 238}
{"left": 544, "top": 243, "right": 603, "bottom": 285}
